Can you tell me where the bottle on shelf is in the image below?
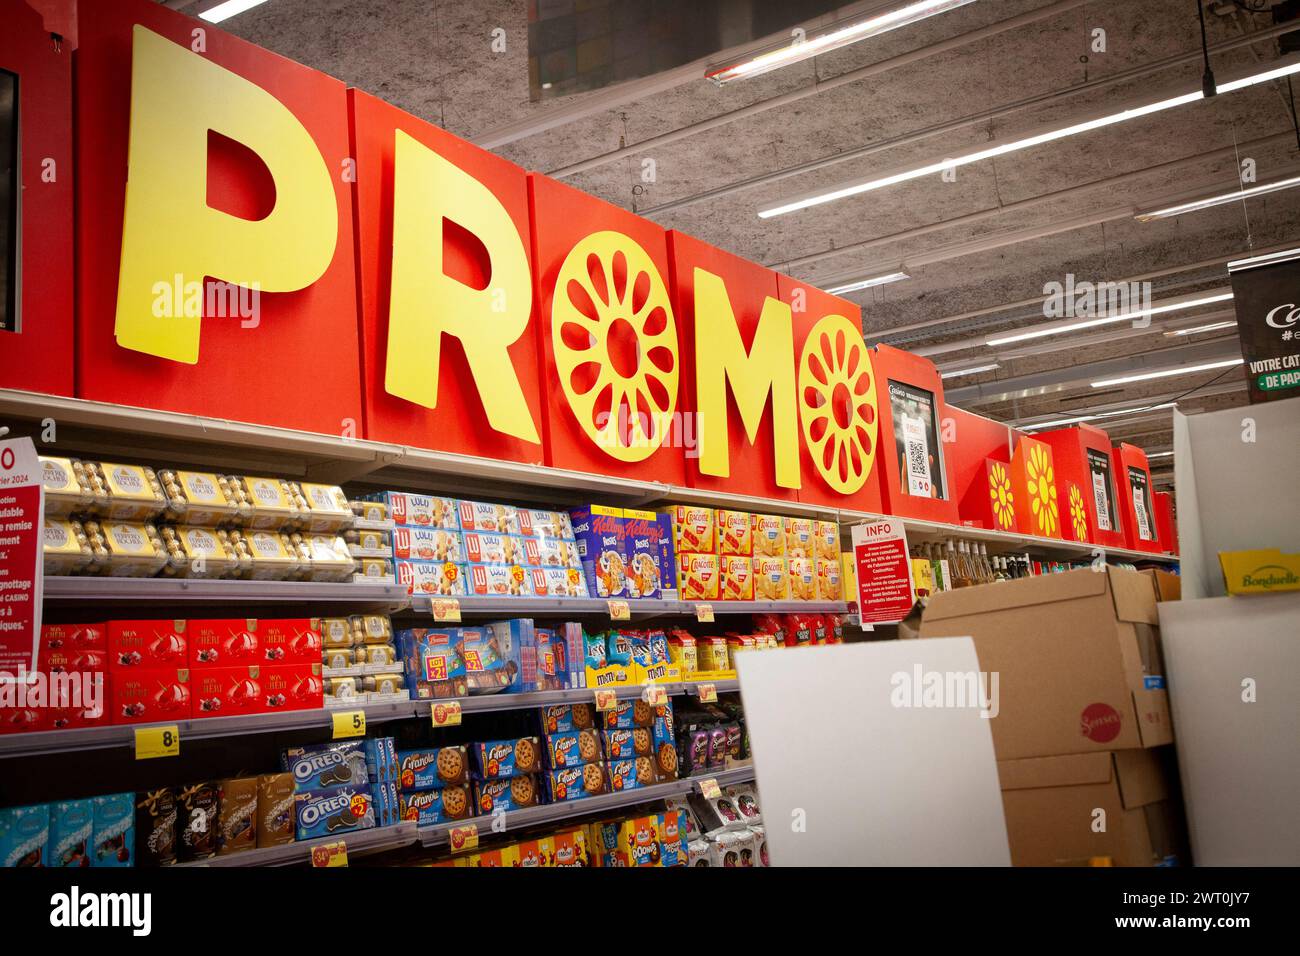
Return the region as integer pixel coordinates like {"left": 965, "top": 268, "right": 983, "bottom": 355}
{"left": 930, "top": 542, "right": 949, "bottom": 593}
{"left": 978, "top": 543, "right": 995, "bottom": 583}
{"left": 992, "top": 553, "right": 1009, "bottom": 582}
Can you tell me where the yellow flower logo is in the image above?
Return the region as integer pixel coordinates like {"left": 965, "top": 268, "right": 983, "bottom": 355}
{"left": 988, "top": 461, "right": 1015, "bottom": 530}
{"left": 1026, "top": 444, "right": 1058, "bottom": 537}
{"left": 1069, "top": 484, "right": 1089, "bottom": 540}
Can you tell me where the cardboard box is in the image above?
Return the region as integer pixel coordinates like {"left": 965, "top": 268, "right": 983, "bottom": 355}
{"left": 1142, "top": 569, "right": 1182, "bottom": 604}
{"left": 998, "top": 748, "right": 1184, "bottom": 866}
{"left": 918, "top": 567, "right": 1173, "bottom": 760}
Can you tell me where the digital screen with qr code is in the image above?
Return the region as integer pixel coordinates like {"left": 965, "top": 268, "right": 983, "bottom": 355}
{"left": 888, "top": 380, "right": 946, "bottom": 500}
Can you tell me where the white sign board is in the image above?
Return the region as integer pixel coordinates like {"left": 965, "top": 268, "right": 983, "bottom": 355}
{"left": 736, "top": 639, "right": 1010, "bottom": 866}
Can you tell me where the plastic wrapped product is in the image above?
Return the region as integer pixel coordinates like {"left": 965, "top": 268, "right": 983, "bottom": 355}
{"left": 43, "top": 517, "right": 95, "bottom": 575}
{"left": 157, "top": 470, "right": 242, "bottom": 525}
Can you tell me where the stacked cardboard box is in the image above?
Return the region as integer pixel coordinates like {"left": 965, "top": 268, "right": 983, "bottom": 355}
{"left": 917, "top": 567, "right": 1186, "bottom": 866}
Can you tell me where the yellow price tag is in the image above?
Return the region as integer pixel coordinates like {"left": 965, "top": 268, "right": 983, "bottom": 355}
{"left": 699, "top": 777, "right": 722, "bottom": 800}
{"left": 696, "top": 683, "right": 718, "bottom": 703}
{"left": 332, "top": 709, "right": 366, "bottom": 739}
{"left": 607, "top": 599, "right": 630, "bottom": 621}
{"left": 449, "top": 824, "right": 479, "bottom": 854}
{"left": 311, "top": 841, "right": 349, "bottom": 867}
{"left": 432, "top": 598, "right": 461, "bottom": 623}
{"left": 134, "top": 725, "right": 180, "bottom": 760}
{"left": 594, "top": 688, "right": 619, "bottom": 712}
{"left": 430, "top": 701, "right": 462, "bottom": 727}
{"left": 695, "top": 603, "right": 715, "bottom": 623}
{"left": 642, "top": 684, "right": 668, "bottom": 707}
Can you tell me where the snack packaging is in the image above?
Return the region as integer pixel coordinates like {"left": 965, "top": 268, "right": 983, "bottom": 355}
{"left": 216, "top": 777, "right": 259, "bottom": 856}
{"left": 570, "top": 505, "right": 627, "bottom": 598}
{"left": 90, "top": 793, "right": 135, "bottom": 868}
{"left": 135, "top": 789, "right": 177, "bottom": 865}
{"left": 256, "top": 774, "right": 295, "bottom": 848}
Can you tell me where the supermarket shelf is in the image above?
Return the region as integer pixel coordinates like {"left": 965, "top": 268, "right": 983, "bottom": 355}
{"left": 417, "top": 765, "right": 757, "bottom": 848}
{"left": 407, "top": 595, "right": 849, "bottom": 618}
{"left": 175, "top": 822, "right": 419, "bottom": 868}
{"left": 685, "top": 600, "right": 847, "bottom": 615}
{"left": 41, "top": 576, "right": 411, "bottom": 611}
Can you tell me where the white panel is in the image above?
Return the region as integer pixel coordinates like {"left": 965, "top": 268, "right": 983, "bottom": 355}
{"left": 736, "top": 639, "right": 1011, "bottom": 866}
{"left": 1159, "top": 594, "right": 1300, "bottom": 865}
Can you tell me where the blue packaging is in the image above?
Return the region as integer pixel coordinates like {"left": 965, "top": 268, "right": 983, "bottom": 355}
{"left": 397, "top": 785, "right": 471, "bottom": 826}
{"left": 547, "top": 764, "right": 608, "bottom": 802}
{"left": 293, "top": 786, "right": 376, "bottom": 841}
{"left": 569, "top": 506, "right": 627, "bottom": 598}
{"left": 365, "top": 737, "right": 399, "bottom": 784}
{"left": 463, "top": 626, "right": 522, "bottom": 695}
{"left": 656, "top": 512, "right": 677, "bottom": 598}
{"left": 281, "top": 741, "right": 370, "bottom": 791}
{"left": 486, "top": 619, "right": 532, "bottom": 692}
{"left": 0, "top": 804, "right": 50, "bottom": 867}
{"left": 473, "top": 776, "right": 541, "bottom": 814}
{"left": 49, "top": 799, "right": 95, "bottom": 867}
{"left": 373, "top": 781, "right": 400, "bottom": 827}
{"left": 396, "top": 746, "right": 469, "bottom": 790}
{"left": 396, "top": 628, "right": 468, "bottom": 700}
{"left": 474, "top": 736, "right": 543, "bottom": 779}
{"left": 91, "top": 793, "right": 135, "bottom": 868}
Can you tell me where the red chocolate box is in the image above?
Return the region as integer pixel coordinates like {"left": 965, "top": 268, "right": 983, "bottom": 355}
{"left": 188, "top": 619, "right": 261, "bottom": 667}
{"left": 261, "top": 663, "right": 324, "bottom": 713}
{"left": 258, "top": 619, "right": 323, "bottom": 664}
{"left": 192, "top": 666, "right": 264, "bottom": 718}
{"left": 107, "top": 620, "right": 188, "bottom": 670}
{"left": 110, "top": 669, "right": 191, "bottom": 725}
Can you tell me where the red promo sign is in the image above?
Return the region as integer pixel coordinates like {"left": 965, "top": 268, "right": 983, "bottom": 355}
{"left": 0, "top": 438, "right": 43, "bottom": 673}
{"left": 851, "top": 517, "right": 915, "bottom": 624}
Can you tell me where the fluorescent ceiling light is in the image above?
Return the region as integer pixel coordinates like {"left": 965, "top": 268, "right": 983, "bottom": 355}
{"left": 1090, "top": 357, "right": 1243, "bottom": 388}
{"left": 1135, "top": 174, "right": 1300, "bottom": 222}
{"left": 1163, "top": 320, "right": 1237, "bottom": 337}
{"left": 199, "top": 0, "right": 269, "bottom": 23}
{"left": 1227, "top": 246, "right": 1300, "bottom": 272}
{"left": 985, "top": 291, "right": 1234, "bottom": 347}
{"left": 940, "top": 362, "right": 1000, "bottom": 379}
{"left": 758, "top": 55, "right": 1300, "bottom": 218}
{"left": 1020, "top": 401, "right": 1177, "bottom": 431}
{"left": 1146, "top": 451, "right": 1174, "bottom": 458}
{"left": 705, "top": 0, "right": 978, "bottom": 84}
{"left": 824, "top": 271, "right": 910, "bottom": 294}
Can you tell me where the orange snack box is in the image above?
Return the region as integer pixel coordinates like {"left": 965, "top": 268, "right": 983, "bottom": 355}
{"left": 788, "top": 556, "right": 817, "bottom": 600}
{"left": 719, "top": 556, "right": 754, "bottom": 601}
{"left": 676, "top": 553, "right": 720, "bottom": 601}
{"left": 784, "top": 518, "right": 815, "bottom": 559}
{"left": 752, "top": 515, "right": 785, "bottom": 557}
{"left": 715, "top": 510, "right": 753, "bottom": 556}
{"left": 668, "top": 506, "right": 715, "bottom": 555}
{"left": 753, "top": 555, "right": 789, "bottom": 601}
{"left": 816, "top": 557, "right": 843, "bottom": 601}
{"left": 814, "top": 520, "right": 839, "bottom": 562}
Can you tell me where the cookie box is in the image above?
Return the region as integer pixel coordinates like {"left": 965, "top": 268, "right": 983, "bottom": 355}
{"left": 547, "top": 763, "right": 608, "bottom": 802}
{"left": 467, "top": 846, "right": 517, "bottom": 868}
{"left": 365, "top": 737, "right": 400, "bottom": 784}
{"left": 623, "top": 508, "right": 668, "bottom": 599}
{"left": 676, "top": 553, "right": 719, "bottom": 601}
{"left": 293, "top": 786, "right": 376, "bottom": 841}
{"left": 382, "top": 493, "right": 456, "bottom": 530}
{"left": 528, "top": 566, "right": 588, "bottom": 598}
{"left": 396, "top": 628, "right": 468, "bottom": 700}
{"left": 515, "top": 838, "right": 550, "bottom": 868}
{"left": 109, "top": 668, "right": 191, "bottom": 725}
{"left": 474, "top": 736, "right": 543, "bottom": 779}
{"left": 459, "top": 531, "right": 523, "bottom": 566}
{"left": 474, "top": 774, "right": 542, "bottom": 814}
{"left": 715, "top": 509, "right": 753, "bottom": 556}
{"left": 393, "top": 526, "right": 465, "bottom": 563}
{"left": 397, "top": 746, "right": 469, "bottom": 789}
{"left": 753, "top": 555, "right": 789, "bottom": 601}
{"left": 465, "top": 624, "right": 523, "bottom": 694}
{"left": 788, "top": 556, "right": 817, "bottom": 600}
{"left": 528, "top": 535, "right": 580, "bottom": 568}
{"left": 517, "top": 509, "right": 575, "bottom": 540}
{"left": 539, "top": 702, "right": 596, "bottom": 734}
{"left": 602, "top": 698, "right": 656, "bottom": 730}
{"left": 282, "top": 741, "right": 369, "bottom": 791}
{"left": 719, "top": 555, "right": 754, "bottom": 601}
{"left": 546, "top": 729, "right": 603, "bottom": 768}
{"left": 457, "top": 500, "right": 519, "bottom": 535}
{"left": 398, "top": 785, "right": 471, "bottom": 825}
{"left": 90, "top": 793, "right": 135, "bottom": 867}
{"left": 466, "top": 562, "right": 533, "bottom": 597}
{"left": 666, "top": 505, "right": 715, "bottom": 555}
{"left": 816, "top": 556, "right": 843, "bottom": 601}
{"left": 0, "top": 804, "right": 50, "bottom": 867}
{"left": 783, "top": 517, "right": 815, "bottom": 558}
{"left": 607, "top": 757, "right": 658, "bottom": 793}
{"left": 660, "top": 808, "right": 688, "bottom": 867}
{"left": 615, "top": 813, "right": 662, "bottom": 866}
{"left": 531, "top": 628, "right": 568, "bottom": 691}
{"left": 752, "top": 514, "right": 785, "bottom": 556}
{"left": 373, "top": 781, "right": 398, "bottom": 827}
{"left": 396, "top": 559, "right": 467, "bottom": 596}
{"left": 815, "top": 520, "right": 839, "bottom": 561}
{"left": 550, "top": 829, "right": 588, "bottom": 867}
{"left": 603, "top": 726, "right": 653, "bottom": 760}
{"left": 569, "top": 505, "right": 627, "bottom": 598}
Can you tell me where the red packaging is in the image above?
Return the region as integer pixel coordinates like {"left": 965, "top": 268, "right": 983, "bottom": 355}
{"left": 0, "top": 702, "right": 51, "bottom": 735}
{"left": 39, "top": 623, "right": 108, "bottom": 655}
{"left": 48, "top": 669, "right": 110, "bottom": 731}
{"left": 187, "top": 620, "right": 261, "bottom": 667}
{"left": 110, "top": 669, "right": 191, "bottom": 725}
{"left": 108, "top": 620, "right": 188, "bottom": 670}
{"left": 783, "top": 614, "right": 814, "bottom": 648}
{"left": 752, "top": 613, "right": 786, "bottom": 646}
{"left": 192, "top": 666, "right": 264, "bottom": 718}
{"left": 258, "top": 619, "right": 322, "bottom": 664}
{"left": 823, "top": 614, "right": 844, "bottom": 644}
{"left": 262, "top": 663, "right": 324, "bottom": 713}
{"left": 40, "top": 648, "right": 109, "bottom": 673}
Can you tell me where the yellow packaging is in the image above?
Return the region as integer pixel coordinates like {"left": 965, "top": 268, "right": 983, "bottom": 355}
{"left": 100, "top": 521, "right": 167, "bottom": 577}
{"left": 841, "top": 551, "right": 857, "bottom": 599}
{"left": 817, "top": 557, "right": 843, "bottom": 601}
{"left": 668, "top": 633, "right": 697, "bottom": 678}
{"left": 40, "top": 457, "right": 92, "bottom": 516}
{"left": 696, "top": 636, "right": 730, "bottom": 672}
{"left": 719, "top": 555, "right": 754, "bottom": 601}
{"left": 100, "top": 462, "right": 166, "bottom": 521}
{"left": 467, "top": 846, "right": 518, "bottom": 868}
{"left": 715, "top": 509, "right": 753, "bottom": 556}
{"left": 241, "top": 529, "right": 299, "bottom": 580}
{"left": 298, "top": 483, "right": 353, "bottom": 532}
{"left": 754, "top": 555, "right": 789, "bottom": 600}
{"left": 783, "top": 517, "right": 815, "bottom": 558}
{"left": 788, "top": 556, "right": 816, "bottom": 600}
{"left": 815, "top": 520, "right": 839, "bottom": 562}
{"left": 234, "top": 475, "right": 300, "bottom": 530}
{"left": 668, "top": 506, "right": 715, "bottom": 554}
{"left": 676, "top": 553, "right": 720, "bottom": 601}
{"left": 42, "top": 517, "right": 93, "bottom": 575}
{"left": 1219, "top": 549, "right": 1300, "bottom": 594}
{"left": 752, "top": 514, "right": 785, "bottom": 556}
{"left": 910, "top": 558, "right": 934, "bottom": 600}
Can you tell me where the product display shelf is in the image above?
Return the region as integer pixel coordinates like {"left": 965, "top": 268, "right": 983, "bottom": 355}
{"left": 839, "top": 508, "right": 1179, "bottom": 566}
{"left": 42, "top": 576, "right": 411, "bottom": 611}
{"left": 417, "top": 764, "right": 757, "bottom": 848}
{"left": 406, "top": 595, "right": 848, "bottom": 618}
{"left": 174, "top": 822, "right": 420, "bottom": 868}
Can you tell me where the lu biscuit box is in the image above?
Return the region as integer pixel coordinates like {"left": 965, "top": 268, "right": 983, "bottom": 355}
{"left": 467, "top": 562, "right": 533, "bottom": 597}
{"left": 393, "top": 526, "right": 464, "bottom": 563}
{"left": 457, "top": 500, "right": 519, "bottom": 535}
{"left": 293, "top": 786, "right": 376, "bottom": 841}
{"left": 677, "top": 553, "right": 720, "bottom": 601}
{"left": 752, "top": 514, "right": 785, "bottom": 556}
{"left": 720, "top": 555, "right": 754, "bottom": 601}
{"left": 385, "top": 493, "right": 459, "bottom": 530}
{"left": 715, "top": 510, "right": 753, "bottom": 556}
{"left": 570, "top": 505, "right": 628, "bottom": 598}
{"left": 462, "top": 531, "right": 528, "bottom": 566}
{"left": 667, "top": 505, "right": 715, "bottom": 555}
{"left": 396, "top": 559, "right": 467, "bottom": 596}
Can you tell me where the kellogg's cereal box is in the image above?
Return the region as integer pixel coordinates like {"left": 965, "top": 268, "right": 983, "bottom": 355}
{"left": 569, "top": 506, "right": 627, "bottom": 598}
{"left": 623, "top": 508, "right": 667, "bottom": 599}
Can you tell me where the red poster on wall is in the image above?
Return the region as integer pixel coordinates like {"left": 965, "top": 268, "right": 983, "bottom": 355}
{"left": 75, "top": 0, "right": 363, "bottom": 435}
{"left": 0, "top": 438, "right": 43, "bottom": 673}
{"left": 528, "top": 173, "right": 685, "bottom": 486}
{"left": 851, "top": 517, "right": 915, "bottom": 624}
{"left": 350, "top": 89, "right": 546, "bottom": 462}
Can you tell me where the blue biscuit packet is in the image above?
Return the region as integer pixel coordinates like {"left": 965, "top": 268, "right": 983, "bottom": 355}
{"left": 293, "top": 786, "right": 376, "bottom": 841}
{"left": 396, "top": 746, "right": 469, "bottom": 790}
{"left": 365, "top": 738, "right": 399, "bottom": 784}
{"left": 397, "top": 785, "right": 471, "bottom": 825}
{"left": 282, "top": 741, "right": 370, "bottom": 792}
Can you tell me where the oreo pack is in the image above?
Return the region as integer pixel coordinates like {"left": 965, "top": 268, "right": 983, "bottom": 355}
{"left": 293, "top": 785, "right": 376, "bottom": 841}
{"left": 282, "top": 741, "right": 370, "bottom": 792}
